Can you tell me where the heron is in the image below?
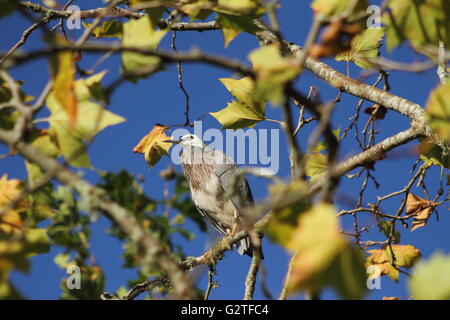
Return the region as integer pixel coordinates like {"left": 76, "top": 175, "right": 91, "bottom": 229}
{"left": 166, "top": 134, "right": 255, "bottom": 256}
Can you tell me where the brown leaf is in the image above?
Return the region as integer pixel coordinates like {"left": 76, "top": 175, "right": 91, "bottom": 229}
{"left": 366, "top": 244, "right": 421, "bottom": 282}
{"left": 406, "top": 193, "right": 437, "bottom": 231}
{"left": 133, "top": 124, "right": 173, "bottom": 168}
{"left": 364, "top": 104, "right": 387, "bottom": 120}
{"left": 309, "top": 20, "right": 362, "bottom": 59}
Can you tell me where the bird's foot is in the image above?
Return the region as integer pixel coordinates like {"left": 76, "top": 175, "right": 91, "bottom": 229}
{"left": 219, "top": 236, "right": 233, "bottom": 251}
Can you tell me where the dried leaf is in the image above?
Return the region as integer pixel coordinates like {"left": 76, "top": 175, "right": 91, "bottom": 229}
{"left": 0, "top": 175, "right": 27, "bottom": 234}
{"left": 364, "top": 104, "right": 387, "bottom": 119}
{"left": 406, "top": 193, "right": 437, "bottom": 231}
{"left": 133, "top": 124, "right": 172, "bottom": 168}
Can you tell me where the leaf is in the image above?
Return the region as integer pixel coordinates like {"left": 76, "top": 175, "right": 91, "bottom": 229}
{"left": 133, "top": 124, "right": 173, "bottom": 168}
{"left": 419, "top": 141, "right": 450, "bottom": 169}
{"left": 265, "top": 181, "right": 311, "bottom": 246}
{"left": 0, "top": 0, "right": 18, "bottom": 18}
{"left": 46, "top": 72, "right": 125, "bottom": 168}
{"left": 0, "top": 175, "right": 27, "bottom": 235}
{"left": 406, "top": 193, "right": 437, "bottom": 232}
{"left": 121, "top": 16, "right": 166, "bottom": 80}
{"left": 217, "top": 14, "right": 260, "bottom": 47}
{"left": 305, "top": 153, "right": 327, "bottom": 181}
{"left": 383, "top": 0, "right": 450, "bottom": 51}
{"left": 311, "top": 0, "right": 369, "bottom": 19}
{"left": 409, "top": 252, "right": 450, "bottom": 300}
{"left": 248, "top": 44, "right": 300, "bottom": 104}
{"left": 210, "top": 100, "right": 265, "bottom": 129}
{"left": 85, "top": 19, "right": 122, "bottom": 39}
{"left": 426, "top": 82, "right": 450, "bottom": 143}
{"left": 336, "top": 28, "right": 385, "bottom": 69}
{"left": 216, "top": 0, "right": 261, "bottom": 15}
{"left": 285, "top": 203, "right": 367, "bottom": 299}
{"left": 52, "top": 50, "right": 77, "bottom": 125}
{"left": 366, "top": 245, "right": 421, "bottom": 282}
{"left": 364, "top": 104, "right": 387, "bottom": 119}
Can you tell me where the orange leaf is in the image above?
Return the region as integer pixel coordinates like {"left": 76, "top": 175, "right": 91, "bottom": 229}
{"left": 133, "top": 124, "right": 173, "bottom": 168}
{"left": 53, "top": 50, "right": 77, "bottom": 126}
{"left": 406, "top": 193, "right": 436, "bottom": 231}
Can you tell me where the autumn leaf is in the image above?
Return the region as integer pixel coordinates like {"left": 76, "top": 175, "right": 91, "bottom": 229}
{"left": 305, "top": 153, "right": 327, "bottom": 181}
{"left": 52, "top": 50, "right": 77, "bottom": 126}
{"left": 364, "top": 104, "right": 387, "bottom": 119}
{"left": 366, "top": 245, "right": 421, "bottom": 282}
{"left": 46, "top": 72, "right": 125, "bottom": 168}
{"left": 248, "top": 44, "right": 300, "bottom": 104}
{"left": 336, "top": 28, "right": 385, "bottom": 69}
{"left": 121, "top": 16, "right": 166, "bottom": 80}
{"left": 0, "top": 175, "right": 26, "bottom": 235}
{"left": 133, "top": 124, "right": 173, "bottom": 168}
{"left": 406, "top": 193, "right": 438, "bottom": 232}
{"left": 382, "top": 297, "right": 400, "bottom": 300}
{"left": 426, "top": 82, "right": 450, "bottom": 143}
{"left": 284, "top": 203, "right": 367, "bottom": 299}
{"left": 311, "top": 0, "right": 369, "bottom": 19}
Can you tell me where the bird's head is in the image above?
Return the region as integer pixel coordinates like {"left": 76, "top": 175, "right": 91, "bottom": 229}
{"left": 165, "top": 134, "right": 205, "bottom": 148}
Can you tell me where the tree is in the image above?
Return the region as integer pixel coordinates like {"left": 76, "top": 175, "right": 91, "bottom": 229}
{"left": 0, "top": 0, "right": 449, "bottom": 300}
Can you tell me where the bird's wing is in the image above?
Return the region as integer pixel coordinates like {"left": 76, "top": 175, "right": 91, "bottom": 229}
{"left": 195, "top": 206, "right": 229, "bottom": 235}
{"left": 208, "top": 148, "right": 254, "bottom": 210}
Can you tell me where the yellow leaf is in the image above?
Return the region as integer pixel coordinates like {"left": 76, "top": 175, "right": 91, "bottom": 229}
{"left": 122, "top": 16, "right": 166, "bottom": 79}
{"left": 52, "top": 50, "right": 77, "bottom": 125}
{"left": 366, "top": 245, "right": 421, "bottom": 282}
{"left": 426, "top": 82, "right": 450, "bottom": 143}
{"left": 311, "top": 0, "right": 369, "bottom": 19}
{"left": 133, "top": 124, "right": 172, "bottom": 168}
{"left": 0, "top": 175, "right": 26, "bottom": 235}
{"left": 248, "top": 44, "right": 300, "bottom": 104}
{"left": 210, "top": 100, "right": 265, "bottom": 129}
{"left": 285, "top": 203, "right": 347, "bottom": 293}
{"left": 305, "top": 153, "right": 327, "bottom": 181}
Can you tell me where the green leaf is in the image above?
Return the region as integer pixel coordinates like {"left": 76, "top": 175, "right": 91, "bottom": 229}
{"left": 0, "top": 0, "right": 18, "bottom": 18}
{"left": 248, "top": 44, "right": 300, "bottom": 104}
{"left": 409, "top": 252, "right": 450, "bottom": 300}
{"left": 85, "top": 19, "right": 122, "bottom": 39}
{"left": 426, "top": 82, "right": 450, "bottom": 143}
{"left": 121, "top": 16, "right": 166, "bottom": 80}
{"left": 210, "top": 100, "right": 265, "bottom": 129}
{"left": 336, "top": 28, "right": 385, "bottom": 69}
{"left": 305, "top": 153, "right": 327, "bottom": 181}
{"left": 217, "top": 13, "right": 260, "bottom": 47}
{"left": 383, "top": 0, "right": 450, "bottom": 51}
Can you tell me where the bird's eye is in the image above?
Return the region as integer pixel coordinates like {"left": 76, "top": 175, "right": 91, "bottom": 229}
{"left": 189, "top": 135, "right": 193, "bottom": 140}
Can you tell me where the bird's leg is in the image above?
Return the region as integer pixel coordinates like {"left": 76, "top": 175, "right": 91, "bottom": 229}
{"left": 220, "top": 211, "right": 240, "bottom": 251}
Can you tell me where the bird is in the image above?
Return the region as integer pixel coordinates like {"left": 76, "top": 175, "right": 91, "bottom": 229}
{"left": 166, "top": 134, "right": 255, "bottom": 256}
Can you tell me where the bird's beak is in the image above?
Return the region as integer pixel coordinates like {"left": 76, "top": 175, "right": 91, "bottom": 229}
{"left": 164, "top": 139, "right": 181, "bottom": 144}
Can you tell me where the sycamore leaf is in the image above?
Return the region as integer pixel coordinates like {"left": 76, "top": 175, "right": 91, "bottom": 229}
{"left": 265, "top": 181, "right": 311, "bottom": 246}
{"left": 85, "top": 19, "right": 122, "bottom": 39}
{"left": 311, "top": 0, "right": 369, "bottom": 19}
{"left": 285, "top": 203, "right": 367, "bottom": 299}
{"left": 52, "top": 50, "right": 77, "bottom": 125}
{"left": 133, "top": 124, "right": 172, "bottom": 168}
{"left": 210, "top": 100, "right": 265, "bottom": 129}
{"left": 406, "top": 193, "right": 437, "bottom": 232}
{"left": 366, "top": 245, "right": 421, "bottom": 282}
{"left": 305, "top": 153, "right": 327, "bottom": 181}
{"left": 419, "top": 141, "right": 450, "bottom": 169}
{"left": 0, "top": 175, "right": 27, "bottom": 235}
{"left": 336, "top": 28, "right": 385, "bottom": 69}
{"left": 217, "top": 13, "right": 260, "bottom": 47}
{"left": 383, "top": 0, "right": 450, "bottom": 51}
{"left": 248, "top": 44, "right": 300, "bottom": 104}
{"left": 409, "top": 252, "right": 450, "bottom": 300}
{"left": 216, "top": 0, "right": 260, "bottom": 15}
{"left": 122, "top": 16, "right": 166, "bottom": 80}
{"left": 426, "top": 82, "right": 450, "bottom": 143}
{"left": 46, "top": 72, "right": 125, "bottom": 168}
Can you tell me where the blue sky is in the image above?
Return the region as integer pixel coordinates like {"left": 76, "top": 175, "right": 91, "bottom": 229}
{"left": 1, "top": 0, "right": 448, "bottom": 300}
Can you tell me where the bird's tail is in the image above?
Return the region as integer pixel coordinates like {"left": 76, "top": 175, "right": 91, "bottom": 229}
{"left": 237, "top": 236, "right": 264, "bottom": 259}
